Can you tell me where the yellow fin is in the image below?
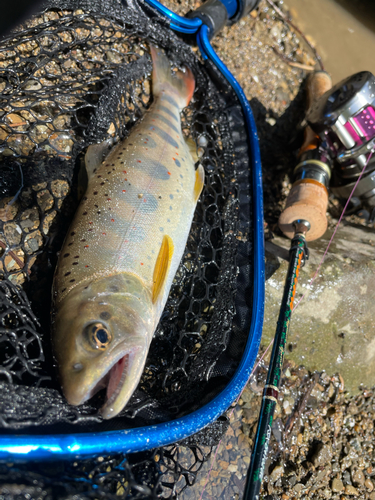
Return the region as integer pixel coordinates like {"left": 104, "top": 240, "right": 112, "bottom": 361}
{"left": 152, "top": 235, "right": 174, "bottom": 304}
{"left": 185, "top": 137, "right": 199, "bottom": 163}
{"left": 193, "top": 164, "right": 205, "bottom": 203}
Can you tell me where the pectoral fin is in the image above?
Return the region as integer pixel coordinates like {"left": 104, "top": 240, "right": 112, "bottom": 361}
{"left": 193, "top": 164, "right": 205, "bottom": 203}
{"left": 152, "top": 235, "right": 174, "bottom": 303}
{"left": 185, "top": 137, "right": 199, "bottom": 163}
{"left": 85, "top": 139, "right": 114, "bottom": 180}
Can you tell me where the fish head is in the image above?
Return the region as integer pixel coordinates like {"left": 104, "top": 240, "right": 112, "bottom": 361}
{"left": 52, "top": 273, "right": 154, "bottom": 419}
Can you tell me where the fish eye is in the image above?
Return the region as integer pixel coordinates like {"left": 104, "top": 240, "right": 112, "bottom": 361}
{"left": 83, "top": 322, "right": 112, "bottom": 351}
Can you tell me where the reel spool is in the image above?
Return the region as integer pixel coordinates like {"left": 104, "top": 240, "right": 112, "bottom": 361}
{"left": 308, "top": 71, "right": 375, "bottom": 211}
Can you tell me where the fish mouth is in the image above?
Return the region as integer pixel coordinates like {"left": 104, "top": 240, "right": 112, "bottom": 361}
{"left": 92, "top": 346, "right": 146, "bottom": 420}
{"left": 105, "top": 354, "right": 130, "bottom": 408}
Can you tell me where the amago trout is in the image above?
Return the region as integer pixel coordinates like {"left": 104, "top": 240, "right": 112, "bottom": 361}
{"left": 52, "top": 46, "right": 204, "bottom": 419}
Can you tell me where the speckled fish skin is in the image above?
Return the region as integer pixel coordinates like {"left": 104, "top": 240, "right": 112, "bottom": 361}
{"left": 52, "top": 46, "right": 204, "bottom": 419}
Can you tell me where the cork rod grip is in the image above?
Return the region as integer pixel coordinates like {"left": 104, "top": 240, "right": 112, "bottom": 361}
{"left": 279, "top": 71, "right": 332, "bottom": 242}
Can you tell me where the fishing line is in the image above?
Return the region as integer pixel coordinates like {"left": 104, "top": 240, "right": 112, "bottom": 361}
{"left": 265, "top": 0, "right": 324, "bottom": 71}
{"left": 294, "top": 150, "right": 373, "bottom": 311}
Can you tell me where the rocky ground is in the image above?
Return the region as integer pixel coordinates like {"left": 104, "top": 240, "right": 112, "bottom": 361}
{"left": 181, "top": 361, "right": 375, "bottom": 500}
{"left": 174, "top": 0, "right": 375, "bottom": 499}
{"left": 1, "top": 0, "right": 375, "bottom": 498}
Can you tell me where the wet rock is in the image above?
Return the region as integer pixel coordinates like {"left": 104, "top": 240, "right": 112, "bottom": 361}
{"left": 311, "top": 442, "right": 333, "bottom": 467}
{"left": 351, "top": 467, "right": 365, "bottom": 487}
{"left": 36, "top": 189, "right": 54, "bottom": 212}
{"left": 0, "top": 198, "right": 18, "bottom": 222}
{"left": 50, "top": 179, "right": 69, "bottom": 198}
{"left": 341, "top": 455, "right": 352, "bottom": 471}
{"left": 345, "top": 484, "right": 359, "bottom": 496}
{"left": 20, "top": 208, "right": 39, "bottom": 233}
{"left": 42, "top": 211, "right": 56, "bottom": 235}
{"left": 269, "top": 464, "right": 284, "bottom": 483}
{"left": 24, "top": 231, "right": 43, "bottom": 254}
{"left": 3, "top": 222, "right": 22, "bottom": 246}
{"left": 331, "top": 477, "right": 344, "bottom": 493}
{"left": 365, "top": 478, "right": 374, "bottom": 492}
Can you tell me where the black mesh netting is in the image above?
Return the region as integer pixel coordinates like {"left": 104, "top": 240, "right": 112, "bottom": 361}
{"left": 0, "top": 0, "right": 255, "bottom": 497}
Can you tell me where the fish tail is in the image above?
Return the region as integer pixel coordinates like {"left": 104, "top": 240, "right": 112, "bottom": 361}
{"left": 150, "top": 45, "right": 195, "bottom": 109}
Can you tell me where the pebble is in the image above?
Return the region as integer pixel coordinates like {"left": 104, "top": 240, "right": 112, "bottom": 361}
{"left": 365, "top": 479, "right": 374, "bottom": 492}
{"left": 351, "top": 467, "right": 365, "bottom": 486}
{"left": 331, "top": 477, "right": 344, "bottom": 493}
{"left": 269, "top": 465, "right": 284, "bottom": 483}
{"left": 345, "top": 484, "right": 359, "bottom": 496}
{"left": 0, "top": 198, "right": 18, "bottom": 222}
{"left": 312, "top": 443, "right": 333, "bottom": 467}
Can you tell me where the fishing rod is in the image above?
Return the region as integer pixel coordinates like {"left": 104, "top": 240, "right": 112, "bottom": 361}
{"left": 243, "top": 70, "right": 333, "bottom": 500}
{"left": 245, "top": 67, "right": 375, "bottom": 498}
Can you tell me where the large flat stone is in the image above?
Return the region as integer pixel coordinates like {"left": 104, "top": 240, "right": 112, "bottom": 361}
{"left": 264, "top": 221, "right": 375, "bottom": 394}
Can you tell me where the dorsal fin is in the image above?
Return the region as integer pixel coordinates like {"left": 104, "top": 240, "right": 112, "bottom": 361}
{"left": 152, "top": 235, "right": 174, "bottom": 304}
{"left": 193, "top": 164, "right": 205, "bottom": 203}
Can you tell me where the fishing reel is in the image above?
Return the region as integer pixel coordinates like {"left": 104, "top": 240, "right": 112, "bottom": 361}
{"left": 307, "top": 71, "right": 375, "bottom": 216}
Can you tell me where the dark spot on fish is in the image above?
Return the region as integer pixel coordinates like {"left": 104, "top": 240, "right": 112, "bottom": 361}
{"left": 73, "top": 262, "right": 79, "bottom": 265}
{"left": 70, "top": 279, "right": 75, "bottom": 283}
{"left": 170, "top": 194, "right": 174, "bottom": 199}
{"left": 88, "top": 229, "right": 93, "bottom": 231}
{"left": 141, "top": 136, "right": 156, "bottom": 148}
{"left": 174, "top": 158, "right": 181, "bottom": 167}
{"left": 169, "top": 206, "right": 173, "bottom": 210}
{"left": 83, "top": 196, "right": 87, "bottom": 201}
{"left": 159, "top": 104, "right": 178, "bottom": 121}
{"left": 97, "top": 175, "right": 102, "bottom": 178}
{"left": 68, "top": 242, "right": 73, "bottom": 246}
{"left": 61, "top": 288, "right": 66, "bottom": 293}
{"left": 153, "top": 113, "right": 180, "bottom": 134}
{"left": 73, "top": 363, "right": 83, "bottom": 371}
{"left": 94, "top": 191, "right": 98, "bottom": 195}
{"left": 100, "top": 182, "right": 105, "bottom": 186}
{"left": 159, "top": 227, "right": 164, "bottom": 232}
{"left": 108, "top": 172, "right": 111, "bottom": 174}
{"left": 150, "top": 125, "right": 179, "bottom": 148}
{"left": 83, "top": 211, "right": 87, "bottom": 215}
{"left": 74, "top": 255, "right": 79, "bottom": 258}
{"left": 109, "top": 285, "right": 119, "bottom": 292}
{"left": 81, "top": 239, "right": 86, "bottom": 242}
{"left": 63, "top": 253, "right": 69, "bottom": 258}
{"left": 112, "top": 164, "right": 115, "bottom": 166}
{"left": 64, "top": 272, "right": 71, "bottom": 276}
{"left": 159, "top": 196, "right": 162, "bottom": 199}
{"left": 71, "top": 231, "right": 75, "bottom": 236}
{"left": 163, "top": 94, "right": 179, "bottom": 108}
{"left": 100, "top": 311, "right": 111, "bottom": 320}
{"left": 93, "top": 168, "right": 97, "bottom": 173}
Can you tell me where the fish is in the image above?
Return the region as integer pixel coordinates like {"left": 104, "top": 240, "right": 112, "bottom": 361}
{"left": 51, "top": 46, "right": 204, "bottom": 419}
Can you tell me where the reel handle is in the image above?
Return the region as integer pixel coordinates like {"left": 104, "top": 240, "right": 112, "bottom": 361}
{"left": 279, "top": 71, "right": 332, "bottom": 242}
